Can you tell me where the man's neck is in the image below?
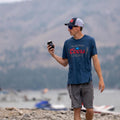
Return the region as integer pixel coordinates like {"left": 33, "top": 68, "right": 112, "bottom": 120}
{"left": 74, "top": 32, "right": 84, "bottom": 40}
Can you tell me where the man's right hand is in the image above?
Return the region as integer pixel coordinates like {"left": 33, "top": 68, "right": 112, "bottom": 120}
{"left": 47, "top": 45, "right": 55, "bottom": 57}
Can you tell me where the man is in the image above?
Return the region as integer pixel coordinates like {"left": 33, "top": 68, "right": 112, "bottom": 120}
{"left": 47, "top": 17, "right": 105, "bottom": 120}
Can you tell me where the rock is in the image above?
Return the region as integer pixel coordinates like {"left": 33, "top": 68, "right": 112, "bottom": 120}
{"left": 21, "top": 114, "right": 31, "bottom": 120}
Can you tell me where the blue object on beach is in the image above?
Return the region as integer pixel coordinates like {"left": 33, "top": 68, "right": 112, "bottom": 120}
{"left": 35, "top": 100, "right": 68, "bottom": 111}
{"left": 35, "top": 101, "right": 51, "bottom": 109}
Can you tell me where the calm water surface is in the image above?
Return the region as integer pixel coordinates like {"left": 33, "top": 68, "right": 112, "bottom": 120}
{"left": 0, "top": 89, "right": 120, "bottom": 112}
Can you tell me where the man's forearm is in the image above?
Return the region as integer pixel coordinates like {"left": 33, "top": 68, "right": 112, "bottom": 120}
{"left": 47, "top": 45, "right": 68, "bottom": 67}
{"left": 93, "top": 55, "right": 105, "bottom": 92}
{"left": 52, "top": 54, "right": 68, "bottom": 67}
{"left": 95, "top": 62, "right": 103, "bottom": 80}
{"left": 92, "top": 55, "right": 103, "bottom": 80}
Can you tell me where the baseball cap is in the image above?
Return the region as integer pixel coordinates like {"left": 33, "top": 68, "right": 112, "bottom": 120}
{"left": 64, "top": 17, "right": 84, "bottom": 27}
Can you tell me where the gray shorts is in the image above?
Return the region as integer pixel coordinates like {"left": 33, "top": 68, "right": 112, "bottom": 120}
{"left": 67, "top": 81, "right": 94, "bottom": 109}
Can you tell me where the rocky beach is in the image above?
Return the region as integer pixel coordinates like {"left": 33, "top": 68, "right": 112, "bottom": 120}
{"left": 0, "top": 107, "right": 120, "bottom": 120}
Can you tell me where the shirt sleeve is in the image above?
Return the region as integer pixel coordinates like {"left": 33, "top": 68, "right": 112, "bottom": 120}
{"left": 91, "top": 38, "right": 97, "bottom": 56}
{"left": 62, "top": 41, "right": 68, "bottom": 59}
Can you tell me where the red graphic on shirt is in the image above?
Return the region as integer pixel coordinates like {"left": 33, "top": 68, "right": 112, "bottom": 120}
{"left": 70, "top": 48, "right": 85, "bottom": 54}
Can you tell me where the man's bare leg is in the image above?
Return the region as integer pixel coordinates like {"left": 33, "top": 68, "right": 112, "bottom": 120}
{"left": 86, "top": 108, "right": 93, "bottom": 120}
{"left": 74, "top": 108, "right": 81, "bottom": 120}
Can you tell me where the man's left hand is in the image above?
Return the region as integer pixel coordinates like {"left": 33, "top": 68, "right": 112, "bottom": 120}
{"left": 99, "top": 78, "right": 105, "bottom": 92}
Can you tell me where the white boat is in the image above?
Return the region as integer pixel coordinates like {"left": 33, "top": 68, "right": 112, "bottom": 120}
{"left": 94, "top": 105, "right": 115, "bottom": 112}
{"left": 81, "top": 105, "right": 117, "bottom": 114}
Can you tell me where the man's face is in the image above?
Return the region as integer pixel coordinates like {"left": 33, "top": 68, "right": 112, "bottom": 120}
{"left": 68, "top": 26, "right": 80, "bottom": 36}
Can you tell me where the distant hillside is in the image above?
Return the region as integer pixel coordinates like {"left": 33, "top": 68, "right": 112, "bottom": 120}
{"left": 0, "top": 0, "right": 120, "bottom": 51}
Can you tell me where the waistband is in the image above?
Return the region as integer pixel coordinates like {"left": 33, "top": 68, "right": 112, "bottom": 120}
{"left": 68, "top": 80, "right": 92, "bottom": 86}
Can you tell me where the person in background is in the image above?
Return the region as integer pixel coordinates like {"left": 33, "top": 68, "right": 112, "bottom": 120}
{"left": 47, "top": 17, "right": 105, "bottom": 120}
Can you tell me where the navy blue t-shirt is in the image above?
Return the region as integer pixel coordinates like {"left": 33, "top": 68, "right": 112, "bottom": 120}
{"left": 62, "top": 35, "right": 97, "bottom": 84}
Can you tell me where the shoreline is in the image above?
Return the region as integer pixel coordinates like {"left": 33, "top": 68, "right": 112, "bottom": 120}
{"left": 0, "top": 107, "right": 120, "bottom": 120}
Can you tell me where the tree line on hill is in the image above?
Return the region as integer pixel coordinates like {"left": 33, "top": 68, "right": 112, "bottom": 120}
{"left": 0, "top": 46, "right": 120, "bottom": 90}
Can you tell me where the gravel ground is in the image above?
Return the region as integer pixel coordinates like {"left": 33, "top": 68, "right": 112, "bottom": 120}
{"left": 0, "top": 108, "right": 120, "bottom": 120}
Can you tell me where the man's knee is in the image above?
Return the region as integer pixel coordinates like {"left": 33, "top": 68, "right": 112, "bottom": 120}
{"left": 86, "top": 108, "right": 93, "bottom": 115}
{"left": 86, "top": 109, "right": 93, "bottom": 120}
{"left": 74, "top": 108, "right": 81, "bottom": 120}
{"left": 74, "top": 108, "right": 81, "bottom": 113}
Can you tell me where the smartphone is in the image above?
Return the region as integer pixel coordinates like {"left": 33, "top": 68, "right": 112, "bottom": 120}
{"left": 47, "top": 41, "right": 54, "bottom": 49}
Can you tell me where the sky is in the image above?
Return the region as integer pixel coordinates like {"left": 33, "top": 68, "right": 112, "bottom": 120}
{"left": 0, "top": 0, "right": 29, "bottom": 3}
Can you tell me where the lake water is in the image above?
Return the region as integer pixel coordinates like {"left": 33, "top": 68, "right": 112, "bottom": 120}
{"left": 0, "top": 89, "right": 120, "bottom": 113}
